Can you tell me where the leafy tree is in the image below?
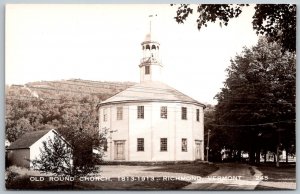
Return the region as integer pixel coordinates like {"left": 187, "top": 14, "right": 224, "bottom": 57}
{"left": 64, "top": 128, "right": 106, "bottom": 178}
{"left": 214, "top": 37, "right": 295, "bottom": 164}
{"left": 205, "top": 104, "right": 244, "bottom": 162}
{"left": 32, "top": 135, "right": 73, "bottom": 176}
{"left": 171, "top": 4, "right": 296, "bottom": 52}
{"left": 204, "top": 105, "right": 221, "bottom": 161}
{"left": 32, "top": 131, "right": 106, "bottom": 187}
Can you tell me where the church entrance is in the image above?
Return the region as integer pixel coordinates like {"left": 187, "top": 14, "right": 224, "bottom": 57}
{"left": 114, "top": 140, "right": 125, "bottom": 160}
{"left": 195, "top": 140, "right": 203, "bottom": 160}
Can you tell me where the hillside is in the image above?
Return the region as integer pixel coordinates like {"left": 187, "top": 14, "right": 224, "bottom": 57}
{"left": 6, "top": 79, "right": 135, "bottom": 101}
{"left": 5, "top": 79, "right": 136, "bottom": 142}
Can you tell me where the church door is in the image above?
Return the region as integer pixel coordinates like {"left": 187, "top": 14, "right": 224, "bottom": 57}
{"left": 195, "top": 140, "right": 203, "bottom": 160}
{"left": 114, "top": 140, "right": 125, "bottom": 160}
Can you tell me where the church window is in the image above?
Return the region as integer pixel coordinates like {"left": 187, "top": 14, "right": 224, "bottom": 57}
{"left": 160, "top": 138, "right": 168, "bottom": 151}
{"left": 103, "top": 138, "right": 108, "bottom": 152}
{"left": 137, "top": 106, "right": 144, "bottom": 119}
{"left": 137, "top": 138, "right": 144, "bottom": 151}
{"left": 103, "top": 108, "right": 107, "bottom": 122}
{"left": 182, "top": 138, "right": 187, "bottom": 152}
{"left": 117, "top": 107, "right": 123, "bottom": 120}
{"left": 146, "top": 45, "right": 150, "bottom": 49}
{"left": 196, "top": 109, "right": 200, "bottom": 122}
{"left": 161, "top": 106, "right": 167, "bottom": 119}
{"left": 145, "top": 66, "right": 150, "bottom": 74}
{"left": 151, "top": 45, "right": 156, "bottom": 49}
{"left": 181, "top": 107, "right": 187, "bottom": 120}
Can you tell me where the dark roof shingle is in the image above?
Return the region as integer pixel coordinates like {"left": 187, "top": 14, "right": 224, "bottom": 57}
{"left": 7, "top": 129, "right": 52, "bottom": 150}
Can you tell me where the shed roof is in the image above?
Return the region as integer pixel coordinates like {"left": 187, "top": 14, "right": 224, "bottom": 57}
{"left": 99, "top": 81, "right": 205, "bottom": 107}
{"left": 7, "top": 129, "right": 52, "bottom": 150}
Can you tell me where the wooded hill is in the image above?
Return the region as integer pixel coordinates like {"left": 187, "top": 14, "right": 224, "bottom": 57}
{"left": 5, "top": 79, "right": 135, "bottom": 143}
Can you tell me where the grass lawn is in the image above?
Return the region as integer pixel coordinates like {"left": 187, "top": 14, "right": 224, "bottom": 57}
{"left": 146, "top": 162, "right": 219, "bottom": 177}
{"left": 255, "top": 163, "right": 296, "bottom": 190}
{"left": 257, "top": 163, "right": 296, "bottom": 182}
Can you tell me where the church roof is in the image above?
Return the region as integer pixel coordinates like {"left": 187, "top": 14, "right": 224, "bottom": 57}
{"left": 99, "top": 81, "right": 205, "bottom": 107}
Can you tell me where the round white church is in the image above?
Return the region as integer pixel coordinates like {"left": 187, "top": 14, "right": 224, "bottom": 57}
{"left": 98, "top": 30, "right": 205, "bottom": 162}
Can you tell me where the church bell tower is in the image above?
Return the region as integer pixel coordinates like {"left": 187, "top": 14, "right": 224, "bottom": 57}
{"left": 139, "top": 16, "right": 162, "bottom": 83}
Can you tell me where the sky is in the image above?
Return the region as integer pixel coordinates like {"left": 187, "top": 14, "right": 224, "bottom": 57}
{"left": 5, "top": 4, "right": 259, "bottom": 104}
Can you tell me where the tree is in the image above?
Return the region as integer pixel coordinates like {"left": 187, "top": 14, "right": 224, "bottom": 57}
{"left": 214, "top": 37, "right": 295, "bottom": 164}
{"left": 204, "top": 105, "right": 223, "bottom": 162}
{"left": 32, "top": 135, "right": 73, "bottom": 176}
{"left": 68, "top": 129, "right": 106, "bottom": 178}
{"left": 171, "top": 4, "right": 296, "bottom": 52}
{"left": 205, "top": 104, "right": 246, "bottom": 162}
{"left": 32, "top": 131, "right": 106, "bottom": 188}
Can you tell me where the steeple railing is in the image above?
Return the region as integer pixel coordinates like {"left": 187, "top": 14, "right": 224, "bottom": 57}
{"left": 140, "top": 57, "right": 159, "bottom": 64}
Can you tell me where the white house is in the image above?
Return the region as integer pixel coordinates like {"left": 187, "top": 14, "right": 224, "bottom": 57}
{"left": 6, "top": 129, "right": 72, "bottom": 169}
{"left": 98, "top": 28, "right": 205, "bottom": 162}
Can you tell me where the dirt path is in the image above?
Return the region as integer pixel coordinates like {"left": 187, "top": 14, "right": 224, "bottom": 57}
{"left": 183, "top": 163, "right": 263, "bottom": 190}
{"left": 257, "top": 181, "right": 296, "bottom": 190}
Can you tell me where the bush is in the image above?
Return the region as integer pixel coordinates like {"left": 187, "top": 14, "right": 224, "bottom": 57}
{"left": 5, "top": 167, "right": 31, "bottom": 190}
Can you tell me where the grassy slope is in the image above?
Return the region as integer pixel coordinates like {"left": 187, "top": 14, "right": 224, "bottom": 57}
{"left": 27, "top": 79, "right": 134, "bottom": 95}
{"left": 7, "top": 79, "right": 135, "bottom": 101}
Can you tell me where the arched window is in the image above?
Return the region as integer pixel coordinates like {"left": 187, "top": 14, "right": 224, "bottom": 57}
{"left": 146, "top": 45, "right": 150, "bottom": 50}
{"left": 157, "top": 46, "right": 159, "bottom": 50}
{"left": 142, "top": 46, "right": 145, "bottom": 50}
{"left": 151, "top": 45, "right": 156, "bottom": 50}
